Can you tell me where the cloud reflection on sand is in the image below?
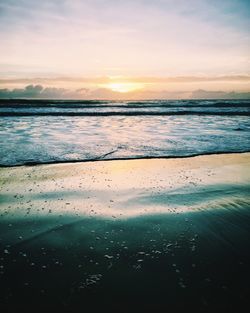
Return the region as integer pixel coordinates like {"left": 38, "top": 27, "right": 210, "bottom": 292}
{"left": 1, "top": 153, "right": 249, "bottom": 221}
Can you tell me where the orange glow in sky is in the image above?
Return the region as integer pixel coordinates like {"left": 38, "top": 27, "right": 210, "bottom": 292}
{"left": 104, "top": 82, "right": 145, "bottom": 93}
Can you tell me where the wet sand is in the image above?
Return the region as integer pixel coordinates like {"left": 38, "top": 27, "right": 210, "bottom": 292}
{"left": 0, "top": 153, "right": 250, "bottom": 312}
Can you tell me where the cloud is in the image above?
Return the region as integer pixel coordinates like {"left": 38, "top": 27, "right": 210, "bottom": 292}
{"left": 191, "top": 89, "right": 250, "bottom": 99}
{"left": 0, "top": 84, "right": 250, "bottom": 100}
{"left": 0, "top": 85, "right": 43, "bottom": 98}
{"left": 0, "top": 85, "right": 71, "bottom": 99}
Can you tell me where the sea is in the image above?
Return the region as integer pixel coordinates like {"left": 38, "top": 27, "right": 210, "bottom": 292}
{"left": 0, "top": 99, "right": 250, "bottom": 166}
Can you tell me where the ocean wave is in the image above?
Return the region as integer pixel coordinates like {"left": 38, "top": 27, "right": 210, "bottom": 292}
{"left": 1, "top": 111, "right": 250, "bottom": 116}
{"left": 0, "top": 100, "right": 249, "bottom": 166}
{"left": 0, "top": 99, "right": 250, "bottom": 109}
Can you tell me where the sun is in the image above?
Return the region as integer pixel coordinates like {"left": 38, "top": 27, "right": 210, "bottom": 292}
{"left": 105, "top": 82, "right": 144, "bottom": 93}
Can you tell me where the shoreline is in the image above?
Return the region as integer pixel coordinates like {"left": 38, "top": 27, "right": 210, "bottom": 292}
{"left": 1, "top": 150, "right": 250, "bottom": 168}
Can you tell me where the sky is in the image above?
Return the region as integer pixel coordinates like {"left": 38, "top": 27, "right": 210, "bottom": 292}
{"left": 0, "top": 0, "right": 250, "bottom": 98}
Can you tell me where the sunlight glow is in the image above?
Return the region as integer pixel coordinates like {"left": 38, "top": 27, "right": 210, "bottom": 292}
{"left": 105, "top": 82, "right": 144, "bottom": 93}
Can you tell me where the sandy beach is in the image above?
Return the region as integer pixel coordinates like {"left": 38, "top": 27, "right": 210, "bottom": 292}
{"left": 0, "top": 153, "right": 250, "bottom": 312}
